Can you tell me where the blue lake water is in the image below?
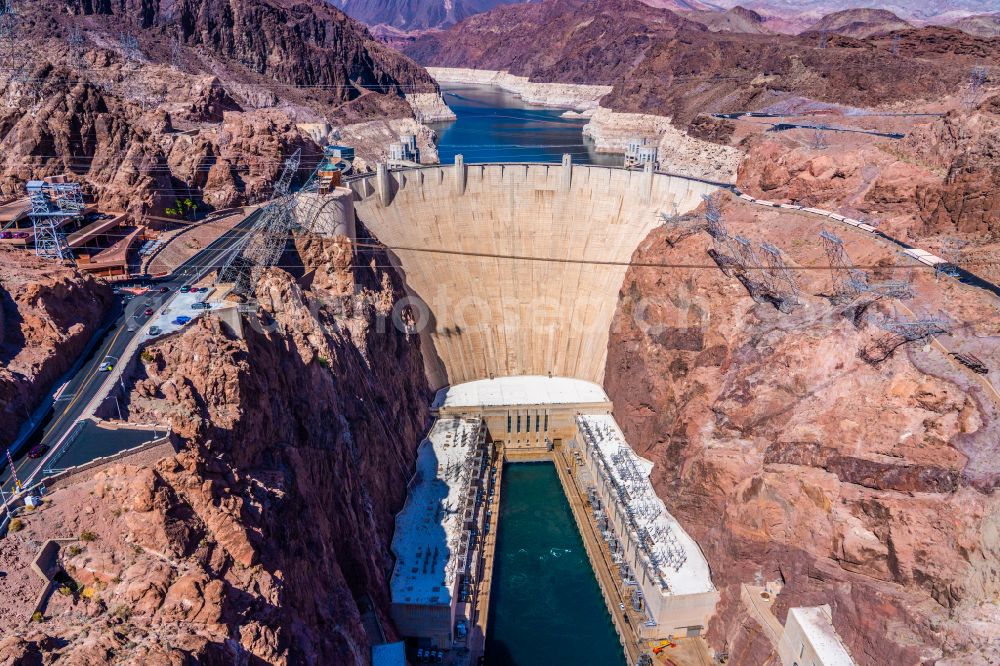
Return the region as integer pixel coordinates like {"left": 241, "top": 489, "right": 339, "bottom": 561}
{"left": 486, "top": 463, "right": 625, "bottom": 666}
{"left": 430, "top": 84, "right": 624, "bottom": 166}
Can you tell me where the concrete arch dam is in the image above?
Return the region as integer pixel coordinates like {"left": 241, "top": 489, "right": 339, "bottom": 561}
{"left": 348, "top": 159, "right": 720, "bottom": 390}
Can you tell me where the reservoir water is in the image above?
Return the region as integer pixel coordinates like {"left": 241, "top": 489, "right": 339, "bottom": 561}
{"left": 486, "top": 463, "right": 625, "bottom": 666}
{"left": 430, "top": 83, "right": 624, "bottom": 166}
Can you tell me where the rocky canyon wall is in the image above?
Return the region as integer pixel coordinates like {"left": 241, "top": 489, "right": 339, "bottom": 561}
{"left": 0, "top": 246, "right": 112, "bottom": 446}
{"left": 603, "top": 201, "right": 1000, "bottom": 664}
{"left": 736, "top": 96, "right": 1000, "bottom": 284}
{"left": 0, "top": 0, "right": 439, "bottom": 215}
{"left": 1, "top": 234, "right": 432, "bottom": 664}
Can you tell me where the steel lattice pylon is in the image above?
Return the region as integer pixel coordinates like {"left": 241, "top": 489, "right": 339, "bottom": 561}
{"left": 33, "top": 218, "right": 69, "bottom": 260}
{"left": 859, "top": 314, "right": 949, "bottom": 364}
{"left": 966, "top": 66, "right": 988, "bottom": 108}
{"left": 702, "top": 193, "right": 732, "bottom": 256}
{"left": 273, "top": 148, "right": 301, "bottom": 199}
{"left": 866, "top": 280, "right": 912, "bottom": 300}
{"left": 216, "top": 149, "right": 304, "bottom": 302}
{"left": 119, "top": 30, "right": 140, "bottom": 64}
{"left": 28, "top": 181, "right": 84, "bottom": 260}
{"left": 877, "top": 316, "right": 948, "bottom": 340}
{"left": 0, "top": 0, "right": 26, "bottom": 105}
{"left": 760, "top": 241, "right": 800, "bottom": 301}
{"left": 819, "top": 229, "right": 867, "bottom": 300}
{"left": 732, "top": 235, "right": 765, "bottom": 278}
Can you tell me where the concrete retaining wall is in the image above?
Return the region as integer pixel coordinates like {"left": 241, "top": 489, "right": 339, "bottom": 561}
{"left": 353, "top": 161, "right": 719, "bottom": 390}
{"left": 28, "top": 537, "right": 76, "bottom": 619}
{"left": 45, "top": 436, "right": 176, "bottom": 492}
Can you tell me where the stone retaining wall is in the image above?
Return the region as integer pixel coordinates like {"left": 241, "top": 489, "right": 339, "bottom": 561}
{"left": 45, "top": 436, "right": 177, "bottom": 492}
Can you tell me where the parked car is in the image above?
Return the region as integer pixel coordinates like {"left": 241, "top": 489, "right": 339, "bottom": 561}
{"left": 191, "top": 301, "right": 211, "bottom": 310}
{"left": 28, "top": 444, "right": 49, "bottom": 459}
{"left": 143, "top": 307, "right": 154, "bottom": 316}
{"left": 148, "top": 326, "right": 162, "bottom": 336}
{"left": 180, "top": 285, "right": 192, "bottom": 293}
{"left": 172, "top": 316, "right": 192, "bottom": 326}
{"left": 198, "top": 286, "right": 209, "bottom": 292}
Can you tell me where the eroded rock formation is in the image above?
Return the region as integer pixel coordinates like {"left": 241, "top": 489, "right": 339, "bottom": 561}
{"left": 736, "top": 98, "right": 1000, "bottom": 283}
{"left": 405, "top": 0, "right": 997, "bottom": 125}
{"left": 0, "top": 236, "right": 430, "bottom": 664}
{"left": 0, "top": 0, "right": 440, "bottom": 215}
{"left": 604, "top": 200, "right": 1000, "bottom": 664}
{"left": 0, "top": 247, "right": 112, "bottom": 444}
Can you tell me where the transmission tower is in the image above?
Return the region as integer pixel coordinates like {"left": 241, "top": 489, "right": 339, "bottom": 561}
{"left": 659, "top": 203, "right": 704, "bottom": 247}
{"left": 810, "top": 129, "right": 829, "bottom": 150}
{"left": 0, "top": 0, "right": 27, "bottom": 105}
{"left": 732, "top": 235, "right": 765, "bottom": 277}
{"left": 702, "top": 193, "right": 732, "bottom": 255}
{"left": 273, "top": 148, "right": 301, "bottom": 198}
{"left": 760, "top": 241, "right": 800, "bottom": 304}
{"left": 819, "top": 230, "right": 867, "bottom": 301}
{"left": 859, "top": 315, "right": 949, "bottom": 365}
{"left": 216, "top": 149, "right": 303, "bottom": 305}
{"left": 119, "top": 30, "right": 141, "bottom": 64}
{"left": 966, "top": 66, "right": 988, "bottom": 108}
{"left": 67, "top": 25, "right": 87, "bottom": 70}
{"left": 170, "top": 34, "right": 182, "bottom": 69}
{"left": 28, "top": 180, "right": 84, "bottom": 260}
{"left": 935, "top": 237, "right": 965, "bottom": 278}
{"left": 865, "top": 280, "right": 912, "bottom": 300}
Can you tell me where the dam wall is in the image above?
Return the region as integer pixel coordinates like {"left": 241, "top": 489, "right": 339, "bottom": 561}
{"left": 351, "top": 160, "right": 720, "bottom": 390}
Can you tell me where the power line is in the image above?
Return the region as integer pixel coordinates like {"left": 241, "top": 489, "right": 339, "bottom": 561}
{"left": 106, "top": 235, "right": 1000, "bottom": 273}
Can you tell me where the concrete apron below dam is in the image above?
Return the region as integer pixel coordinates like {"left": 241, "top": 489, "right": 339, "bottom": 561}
{"left": 388, "top": 376, "right": 719, "bottom": 666}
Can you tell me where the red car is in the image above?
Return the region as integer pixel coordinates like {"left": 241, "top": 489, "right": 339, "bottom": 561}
{"left": 144, "top": 307, "right": 154, "bottom": 316}
{"left": 28, "top": 444, "right": 49, "bottom": 459}
{"left": 159, "top": 286, "right": 169, "bottom": 293}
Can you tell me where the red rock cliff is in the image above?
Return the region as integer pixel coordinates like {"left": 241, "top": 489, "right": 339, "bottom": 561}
{"left": 0, "top": 246, "right": 113, "bottom": 445}
{"left": 604, "top": 203, "right": 1000, "bottom": 664}
{"left": 1, "top": 235, "right": 431, "bottom": 663}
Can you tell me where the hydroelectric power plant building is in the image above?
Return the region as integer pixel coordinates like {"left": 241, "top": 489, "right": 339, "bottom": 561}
{"left": 389, "top": 376, "right": 718, "bottom": 656}
{"left": 389, "top": 417, "right": 492, "bottom": 648}
{"left": 577, "top": 414, "right": 718, "bottom": 637}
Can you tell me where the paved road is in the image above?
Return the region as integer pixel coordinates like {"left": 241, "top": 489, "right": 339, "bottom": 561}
{"left": 0, "top": 208, "right": 262, "bottom": 497}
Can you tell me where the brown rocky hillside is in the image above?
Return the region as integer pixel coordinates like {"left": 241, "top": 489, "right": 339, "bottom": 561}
{"left": 0, "top": 0, "right": 438, "bottom": 215}
{"left": 405, "top": 0, "right": 999, "bottom": 125}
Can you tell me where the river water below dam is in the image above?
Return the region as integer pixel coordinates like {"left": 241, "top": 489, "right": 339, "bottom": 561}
{"left": 424, "top": 85, "right": 626, "bottom": 665}
{"left": 430, "top": 83, "right": 623, "bottom": 166}
{"left": 486, "top": 463, "right": 624, "bottom": 666}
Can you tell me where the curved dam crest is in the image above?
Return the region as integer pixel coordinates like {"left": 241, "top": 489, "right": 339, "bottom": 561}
{"left": 350, "top": 161, "right": 721, "bottom": 390}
